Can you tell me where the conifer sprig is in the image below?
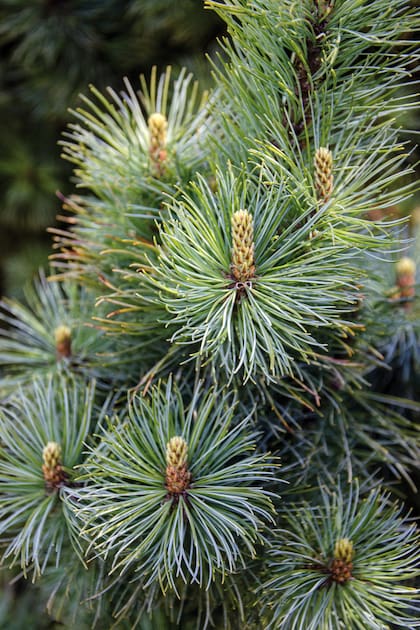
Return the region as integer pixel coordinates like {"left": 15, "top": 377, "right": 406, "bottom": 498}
{"left": 208, "top": 0, "right": 418, "bottom": 149}
{"left": 0, "top": 271, "right": 139, "bottom": 396}
{"left": 52, "top": 67, "right": 216, "bottom": 288}
{"left": 73, "top": 380, "right": 277, "bottom": 593}
{"left": 0, "top": 0, "right": 419, "bottom": 625}
{"left": 0, "top": 376, "right": 106, "bottom": 576}
{"left": 208, "top": 0, "right": 418, "bottom": 247}
{"left": 61, "top": 66, "right": 212, "bottom": 196}
{"left": 150, "top": 168, "right": 365, "bottom": 382}
{"left": 261, "top": 483, "right": 420, "bottom": 629}
{"left": 45, "top": 68, "right": 216, "bottom": 306}
{"left": 355, "top": 241, "right": 419, "bottom": 393}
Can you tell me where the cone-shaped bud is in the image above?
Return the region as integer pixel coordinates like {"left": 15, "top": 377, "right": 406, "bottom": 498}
{"left": 165, "top": 436, "right": 191, "bottom": 496}
{"left": 148, "top": 112, "right": 168, "bottom": 152}
{"left": 334, "top": 538, "right": 354, "bottom": 564}
{"left": 166, "top": 436, "right": 188, "bottom": 469}
{"left": 330, "top": 537, "right": 354, "bottom": 583}
{"left": 42, "top": 441, "right": 67, "bottom": 490}
{"left": 43, "top": 441, "right": 62, "bottom": 470}
{"left": 395, "top": 257, "right": 416, "bottom": 299}
{"left": 54, "top": 325, "right": 72, "bottom": 359}
{"left": 396, "top": 257, "right": 416, "bottom": 277}
{"left": 314, "top": 147, "right": 333, "bottom": 202}
{"left": 231, "top": 209, "right": 256, "bottom": 283}
{"left": 148, "top": 112, "right": 168, "bottom": 175}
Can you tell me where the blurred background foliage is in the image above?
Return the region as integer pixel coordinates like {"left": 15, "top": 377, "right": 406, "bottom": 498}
{"left": 0, "top": 0, "right": 223, "bottom": 298}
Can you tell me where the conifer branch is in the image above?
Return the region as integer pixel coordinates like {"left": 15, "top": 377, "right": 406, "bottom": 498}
{"left": 261, "top": 483, "right": 420, "bottom": 629}
{"left": 0, "top": 376, "right": 105, "bottom": 575}
{"left": 73, "top": 381, "right": 278, "bottom": 593}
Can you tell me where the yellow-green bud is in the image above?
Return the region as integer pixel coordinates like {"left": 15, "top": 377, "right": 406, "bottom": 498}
{"left": 231, "top": 209, "right": 256, "bottom": 283}
{"left": 165, "top": 436, "right": 191, "bottom": 496}
{"left": 166, "top": 436, "right": 188, "bottom": 469}
{"left": 42, "top": 441, "right": 67, "bottom": 490}
{"left": 395, "top": 257, "right": 416, "bottom": 300}
{"left": 42, "top": 441, "right": 62, "bottom": 470}
{"left": 54, "top": 325, "right": 72, "bottom": 358}
{"left": 330, "top": 538, "right": 355, "bottom": 583}
{"left": 148, "top": 112, "right": 168, "bottom": 176}
{"left": 396, "top": 257, "right": 416, "bottom": 278}
{"left": 334, "top": 538, "right": 354, "bottom": 564}
{"left": 314, "top": 147, "right": 334, "bottom": 202}
{"left": 148, "top": 112, "right": 168, "bottom": 151}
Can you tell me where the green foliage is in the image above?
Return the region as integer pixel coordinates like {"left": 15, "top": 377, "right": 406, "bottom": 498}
{"left": 51, "top": 67, "right": 215, "bottom": 291}
{"left": 261, "top": 483, "right": 420, "bottom": 629}
{"left": 0, "top": 0, "right": 222, "bottom": 293}
{"left": 74, "top": 381, "right": 276, "bottom": 592}
{"left": 0, "top": 0, "right": 419, "bottom": 627}
{"left": 152, "top": 167, "right": 363, "bottom": 382}
{"left": 0, "top": 376, "right": 107, "bottom": 575}
{"left": 62, "top": 67, "right": 212, "bottom": 196}
{"left": 0, "top": 271, "right": 144, "bottom": 397}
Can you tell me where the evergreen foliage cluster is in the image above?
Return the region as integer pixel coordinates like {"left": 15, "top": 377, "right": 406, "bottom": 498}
{"left": 0, "top": 0, "right": 419, "bottom": 628}
{"left": 0, "top": 0, "right": 222, "bottom": 296}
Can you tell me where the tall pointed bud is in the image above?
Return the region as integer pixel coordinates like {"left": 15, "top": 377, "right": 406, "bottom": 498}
{"left": 165, "top": 436, "right": 191, "bottom": 497}
{"left": 314, "top": 147, "right": 334, "bottom": 202}
{"left": 166, "top": 436, "right": 188, "bottom": 468}
{"left": 330, "top": 537, "right": 354, "bottom": 583}
{"left": 42, "top": 441, "right": 67, "bottom": 491}
{"left": 231, "top": 209, "right": 256, "bottom": 283}
{"left": 395, "top": 257, "right": 416, "bottom": 300}
{"left": 148, "top": 112, "right": 168, "bottom": 175}
{"left": 54, "top": 325, "right": 72, "bottom": 359}
{"left": 334, "top": 537, "right": 354, "bottom": 564}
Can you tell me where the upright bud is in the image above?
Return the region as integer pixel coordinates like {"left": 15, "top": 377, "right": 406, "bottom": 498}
{"left": 395, "top": 257, "right": 416, "bottom": 300}
{"left": 148, "top": 113, "right": 168, "bottom": 150}
{"left": 314, "top": 147, "right": 334, "bottom": 202}
{"left": 42, "top": 441, "right": 67, "bottom": 491}
{"left": 54, "top": 325, "right": 72, "bottom": 359}
{"left": 166, "top": 436, "right": 188, "bottom": 469}
{"left": 165, "top": 436, "right": 191, "bottom": 497}
{"left": 148, "top": 112, "right": 168, "bottom": 175}
{"left": 231, "top": 209, "right": 256, "bottom": 283}
{"left": 334, "top": 538, "right": 354, "bottom": 564}
{"left": 330, "top": 537, "right": 354, "bottom": 583}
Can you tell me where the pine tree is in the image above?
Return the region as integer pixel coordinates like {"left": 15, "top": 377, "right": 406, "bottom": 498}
{"left": 0, "top": 0, "right": 419, "bottom": 628}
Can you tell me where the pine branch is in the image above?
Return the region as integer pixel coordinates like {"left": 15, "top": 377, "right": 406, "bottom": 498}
{"left": 72, "top": 379, "right": 278, "bottom": 594}
{"left": 0, "top": 376, "right": 108, "bottom": 576}
{"left": 261, "top": 482, "right": 420, "bottom": 629}
{"left": 0, "top": 271, "right": 144, "bottom": 396}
